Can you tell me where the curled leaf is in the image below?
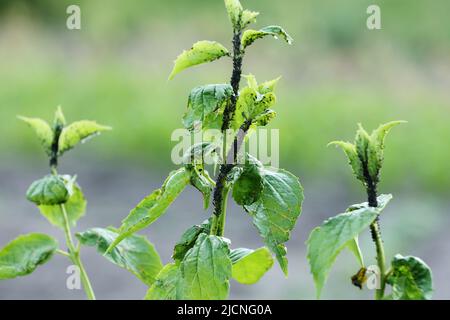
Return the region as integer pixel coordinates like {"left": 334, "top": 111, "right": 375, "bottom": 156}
{"left": 26, "top": 175, "right": 69, "bottom": 206}
{"left": 224, "top": 0, "right": 243, "bottom": 30}
{"left": 386, "top": 254, "right": 433, "bottom": 300}
{"left": 38, "top": 176, "right": 86, "bottom": 229}
{"left": 242, "top": 10, "right": 259, "bottom": 28}
{"left": 242, "top": 26, "right": 293, "bottom": 49}
{"left": 172, "top": 219, "right": 211, "bottom": 263}
{"left": 182, "top": 84, "right": 233, "bottom": 131}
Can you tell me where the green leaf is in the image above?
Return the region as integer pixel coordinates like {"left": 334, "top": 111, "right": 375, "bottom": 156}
{"left": 108, "top": 168, "right": 191, "bottom": 252}
{"left": 386, "top": 254, "right": 433, "bottom": 300}
{"left": 53, "top": 106, "right": 66, "bottom": 127}
{"left": 346, "top": 194, "right": 393, "bottom": 213}
{"left": 328, "top": 141, "right": 364, "bottom": 182}
{"left": 145, "top": 263, "right": 180, "bottom": 300}
{"left": 0, "top": 233, "right": 58, "bottom": 279}
{"left": 230, "top": 247, "right": 274, "bottom": 284}
{"left": 182, "top": 142, "right": 219, "bottom": 165}
{"left": 182, "top": 84, "right": 233, "bottom": 131}
{"left": 346, "top": 237, "right": 364, "bottom": 267}
{"left": 172, "top": 219, "right": 211, "bottom": 264}
{"left": 169, "top": 41, "right": 229, "bottom": 80}
{"left": 355, "top": 124, "right": 370, "bottom": 163}
{"left": 242, "top": 26, "right": 293, "bottom": 49}
{"left": 188, "top": 166, "right": 214, "bottom": 210}
{"left": 58, "top": 120, "right": 111, "bottom": 155}
{"left": 253, "top": 109, "right": 277, "bottom": 127}
{"left": 331, "top": 122, "right": 405, "bottom": 185}
{"left": 307, "top": 207, "right": 379, "bottom": 298}
{"left": 76, "top": 227, "right": 163, "bottom": 286}
{"left": 232, "top": 75, "right": 279, "bottom": 130}
{"left": 232, "top": 161, "right": 263, "bottom": 206}
{"left": 243, "top": 157, "right": 303, "bottom": 275}
{"left": 224, "top": 0, "right": 243, "bottom": 30}
{"left": 18, "top": 116, "right": 53, "bottom": 154}
{"left": 178, "top": 234, "right": 232, "bottom": 300}
{"left": 38, "top": 176, "right": 86, "bottom": 229}
{"left": 242, "top": 10, "right": 259, "bottom": 28}
{"left": 367, "top": 121, "right": 406, "bottom": 182}
{"left": 183, "top": 144, "right": 217, "bottom": 210}
{"left": 26, "top": 175, "right": 69, "bottom": 206}
{"left": 258, "top": 77, "right": 281, "bottom": 94}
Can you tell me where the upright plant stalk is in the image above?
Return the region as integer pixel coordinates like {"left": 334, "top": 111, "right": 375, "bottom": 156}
{"left": 364, "top": 164, "right": 386, "bottom": 300}
{"left": 211, "top": 28, "right": 245, "bottom": 236}
{"left": 60, "top": 203, "right": 96, "bottom": 300}
{"left": 50, "top": 127, "right": 96, "bottom": 300}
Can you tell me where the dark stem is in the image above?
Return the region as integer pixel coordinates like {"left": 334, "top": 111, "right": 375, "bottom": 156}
{"left": 221, "top": 31, "right": 243, "bottom": 132}
{"left": 211, "top": 31, "right": 244, "bottom": 227}
{"left": 49, "top": 124, "right": 63, "bottom": 170}
{"left": 362, "top": 160, "right": 386, "bottom": 300}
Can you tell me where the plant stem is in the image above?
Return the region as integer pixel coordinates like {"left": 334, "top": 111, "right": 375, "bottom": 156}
{"left": 211, "top": 29, "right": 245, "bottom": 235}
{"left": 364, "top": 168, "right": 387, "bottom": 300}
{"left": 50, "top": 124, "right": 62, "bottom": 169}
{"left": 56, "top": 249, "right": 71, "bottom": 258}
{"left": 370, "top": 220, "right": 386, "bottom": 300}
{"left": 60, "top": 203, "right": 96, "bottom": 300}
{"left": 210, "top": 186, "right": 230, "bottom": 236}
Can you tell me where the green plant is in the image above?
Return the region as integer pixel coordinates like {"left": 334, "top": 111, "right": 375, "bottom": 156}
{"left": 79, "top": 0, "right": 303, "bottom": 300}
{"left": 307, "top": 121, "right": 433, "bottom": 300}
{"left": 0, "top": 106, "right": 110, "bottom": 300}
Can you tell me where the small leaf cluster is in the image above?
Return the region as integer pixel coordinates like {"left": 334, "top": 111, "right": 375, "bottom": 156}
{"left": 329, "top": 121, "right": 405, "bottom": 186}
{"left": 18, "top": 106, "right": 111, "bottom": 160}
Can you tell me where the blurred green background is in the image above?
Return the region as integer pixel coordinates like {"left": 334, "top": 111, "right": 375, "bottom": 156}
{"left": 0, "top": 0, "right": 449, "bottom": 299}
